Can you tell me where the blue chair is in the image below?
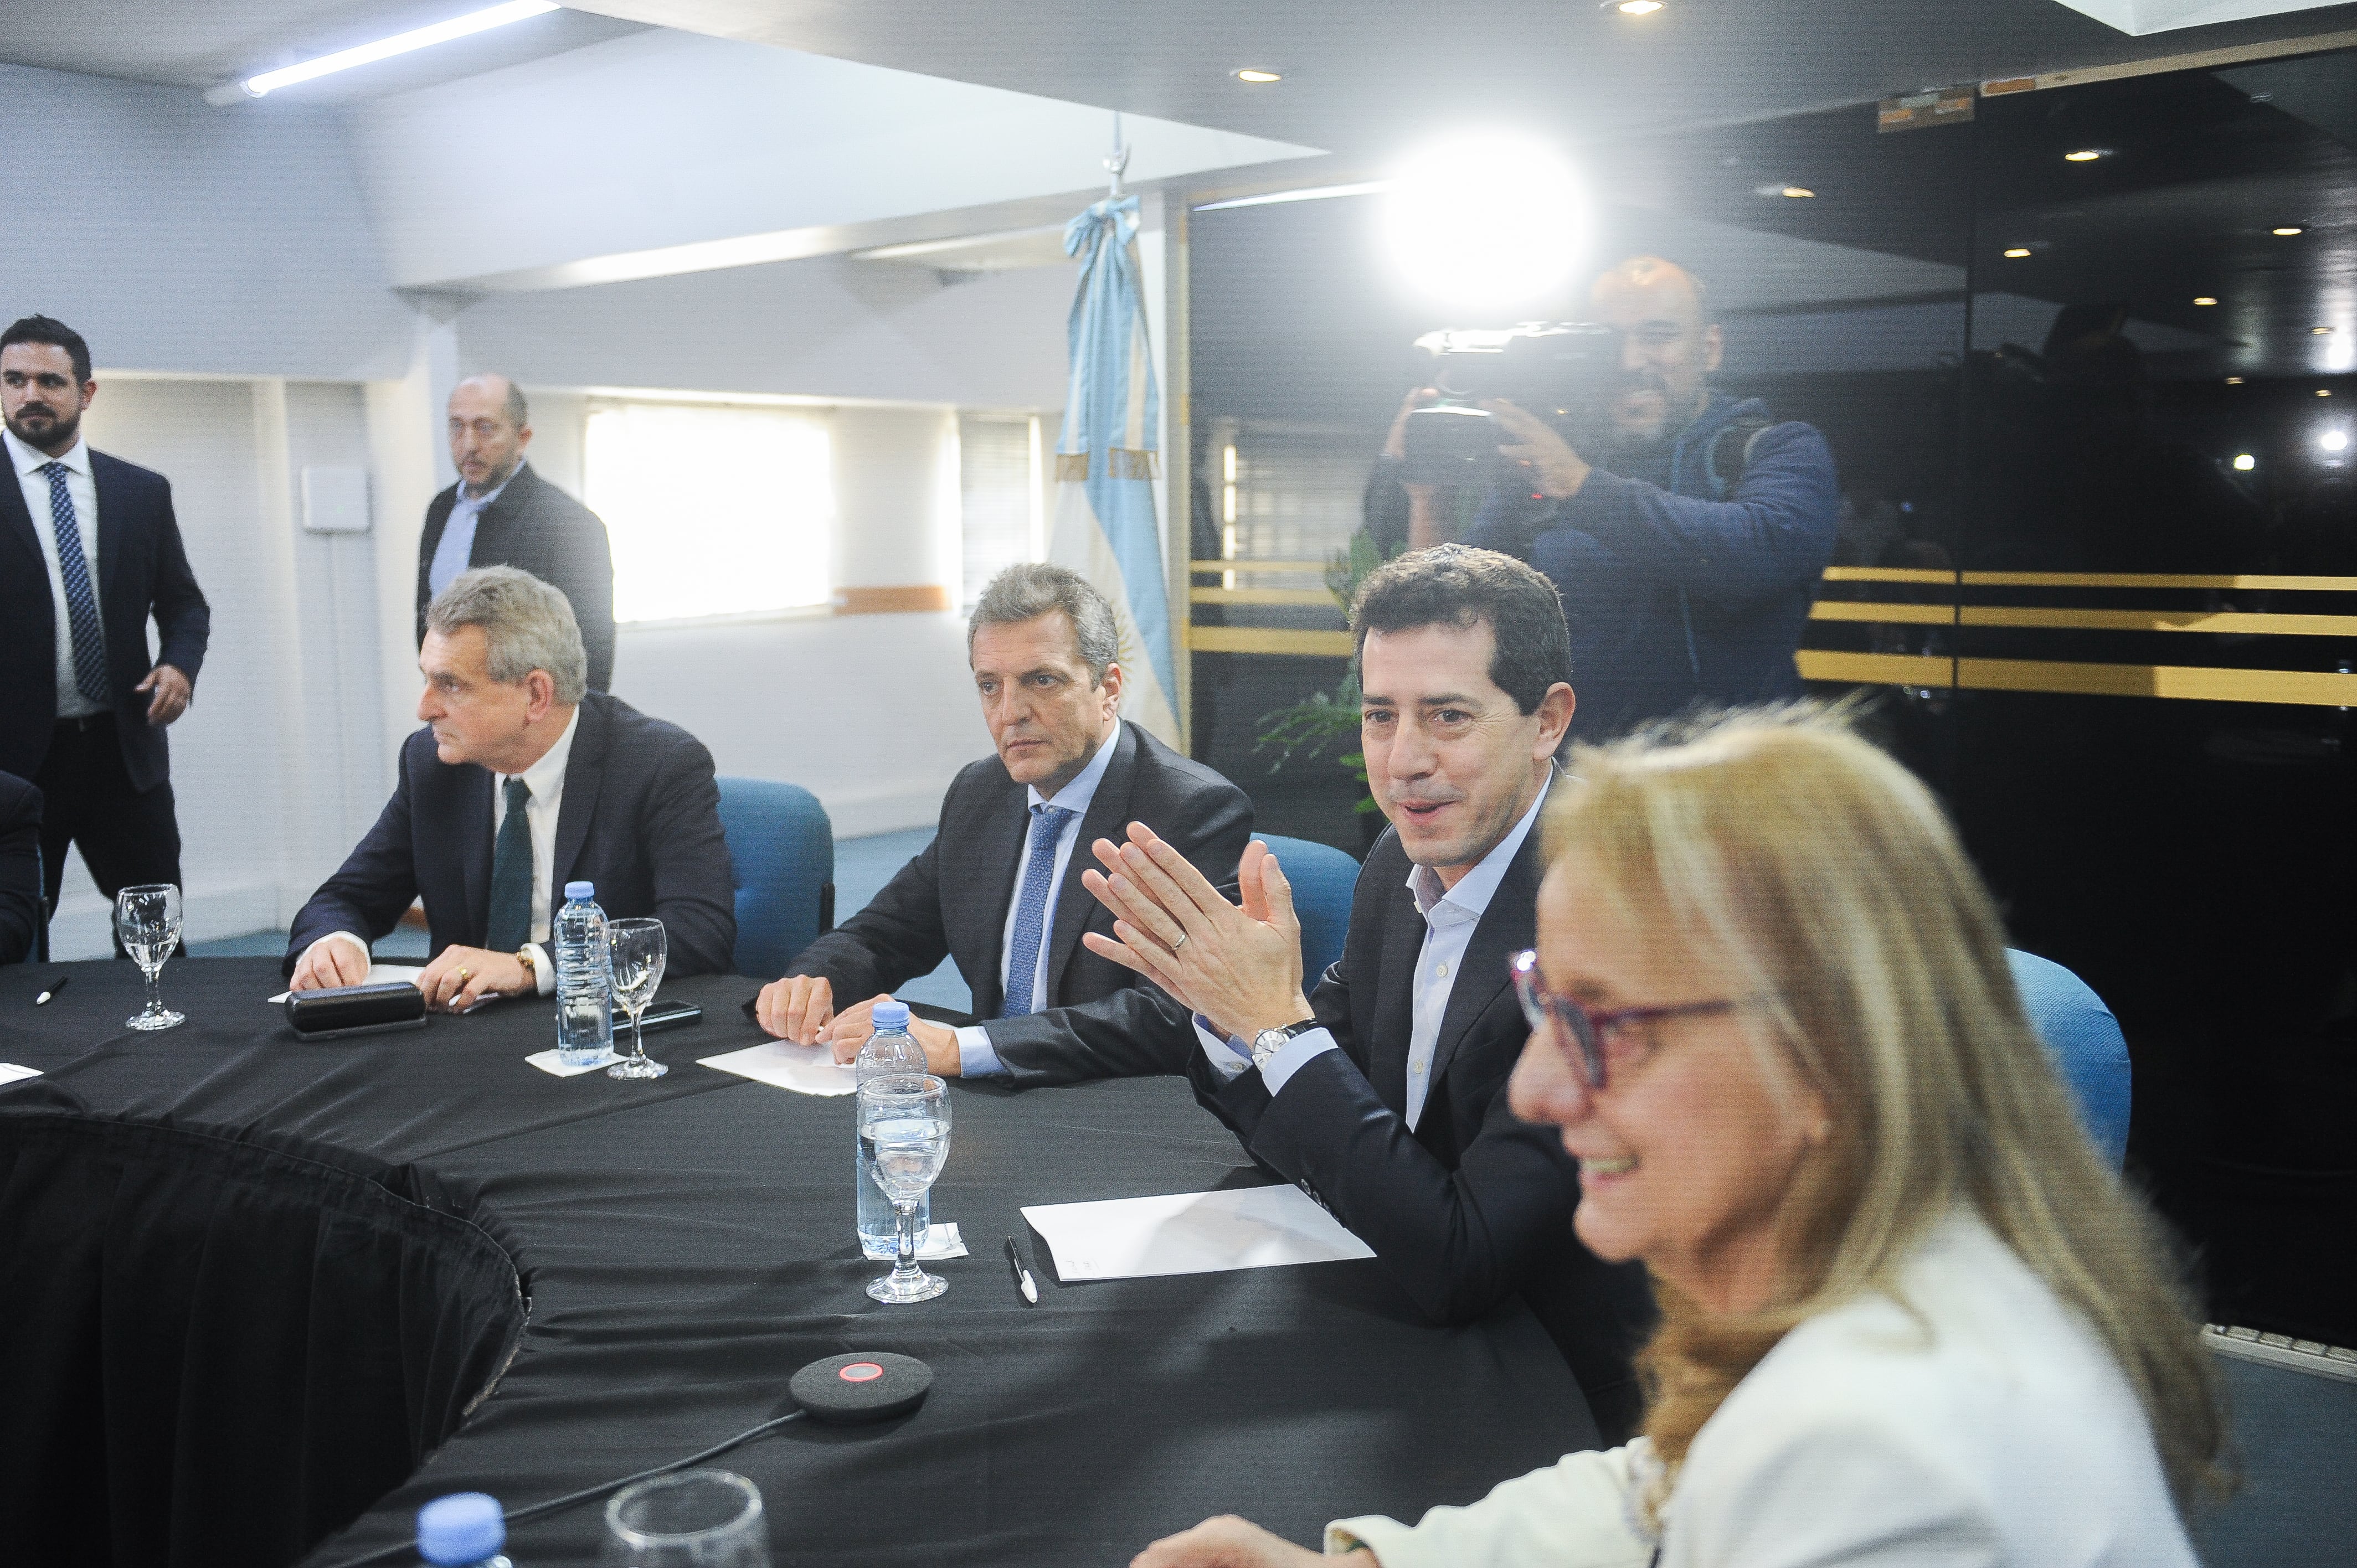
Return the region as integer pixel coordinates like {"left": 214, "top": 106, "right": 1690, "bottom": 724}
{"left": 2006, "top": 947, "right": 2132, "bottom": 1170}
{"left": 714, "top": 777, "right": 835, "bottom": 979}
{"left": 1256, "top": 834, "right": 1361, "bottom": 984}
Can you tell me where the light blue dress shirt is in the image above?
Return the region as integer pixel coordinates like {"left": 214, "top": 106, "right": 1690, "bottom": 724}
{"left": 955, "top": 721, "right": 1121, "bottom": 1077}
{"left": 1195, "top": 781, "right": 1551, "bottom": 1132}
{"left": 426, "top": 460, "right": 527, "bottom": 597}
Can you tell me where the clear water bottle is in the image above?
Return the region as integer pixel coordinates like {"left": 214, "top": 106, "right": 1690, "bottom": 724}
{"left": 554, "top": 880, "right": 613, "bottom": 1068}
{"left": 418, "top": 1492, "right": 511, "bottom": 1568}
{"left": 855, "top": 998, "right": 932, "bottom": 1258}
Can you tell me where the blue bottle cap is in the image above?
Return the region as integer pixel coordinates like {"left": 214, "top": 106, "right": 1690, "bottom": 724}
{"left": 872, "top": 999, "right": 911, "bottom": 1030}
{"left": 564, "top": 881, "right": 595, "bottom": 901}
{"left": 418, "top": 1493, "right": 504, "bottom": 1565}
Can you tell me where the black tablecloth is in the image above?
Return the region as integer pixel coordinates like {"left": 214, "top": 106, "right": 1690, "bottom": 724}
{"left": 0, "top": 958, "right": 1597, "bottom": 1567}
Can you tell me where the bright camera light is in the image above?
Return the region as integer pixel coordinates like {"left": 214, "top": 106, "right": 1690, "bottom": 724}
{"left": 2233, "top": 453, "right": 2256, "bottom": 470}
{"left": 1384, "top": 132, "right": 1586, "bottom": 310}
{"left": 2322, "top": 430, "right": 2349, "bottom": 452}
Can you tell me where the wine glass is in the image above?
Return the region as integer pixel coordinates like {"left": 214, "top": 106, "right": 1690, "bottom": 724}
{"left": 859, "top": 1074, "right": 951, "bottom": 1304}
{"left": 606, "top": 917, "right": 668, "bottom": 1080}
{"left": 115, "top": 883, "right": 184, "bottom": 1031}
{"left": 601, "top": 1469, "right": 769, "bottom": 1568}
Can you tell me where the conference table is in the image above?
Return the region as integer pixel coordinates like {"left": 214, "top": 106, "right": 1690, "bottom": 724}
{"left": 0, "top": 957, "right": 1597, "bottom": 1567}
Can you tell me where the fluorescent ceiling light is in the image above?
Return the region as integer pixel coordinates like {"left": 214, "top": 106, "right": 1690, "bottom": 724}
{"left": 1193, "top": 181, "right": 1391, "bottom": 213}
{"left": 209, "top": 1, "right": 557, "bottom": 102}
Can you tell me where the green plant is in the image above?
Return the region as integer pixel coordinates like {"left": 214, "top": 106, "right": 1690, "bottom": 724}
{"left": 1252, "top": 530, "right": 1398, "bottom": 814}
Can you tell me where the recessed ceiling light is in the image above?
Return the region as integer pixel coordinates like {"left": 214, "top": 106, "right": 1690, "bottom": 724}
{"left": 2063, "top": 149, "right": 2104, "bottom": 161}
{"left": 1780, "top": 186, "right": 1815, "bottom": 198}
{"left": 2003, "top": 246, "right": 2033, "bottom": 258}
{"left": 2233, "top": 453, "right": 2256, "bottom": 470}
{"left": 1232, "top": 68, "right": 1284, "bottom": 83}
{"left": 2318, "top": 388, "right": 2333, "bottom": 397}
{"left": 2226, "top": 376, "right": 2245, "bottom": 384}
{"left": 1612, "top": 0, "right": 1667, "bottom": 13}
{"left": 207, "top": 0, "right": 556, "bottom": 101}
{"left": 2193, "top": 296, "right": 2218, "bottom": 306}
{"left": 2275, "top": 226, "right": 2306, "bottom": 236}
{"left": 2315, "top": 326, "right": 2335, "bottom": 335}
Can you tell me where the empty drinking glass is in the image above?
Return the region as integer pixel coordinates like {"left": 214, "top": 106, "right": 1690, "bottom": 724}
{"left": 606, "top": 917, "right": 668, "bottom": 1080}
{"left": 858, "top": 1074, "right": 951, "bottom": 1304}
{"left": 115, "top": 883, "right": 184, "bottom": 1031}
{"left": 601, "top": 1469, "right": 768, "bottom": 1568}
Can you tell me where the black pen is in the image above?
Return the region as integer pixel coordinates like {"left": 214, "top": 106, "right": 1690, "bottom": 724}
{"left": 1004, "top": 1234, "right": 1038, "bottom": 1306}
{"left": 34, "top": 974, "right": 69, "bottom": 1006}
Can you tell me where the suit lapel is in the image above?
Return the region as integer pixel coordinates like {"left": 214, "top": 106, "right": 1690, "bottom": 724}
{"left": 550, "top": 695, "right": 607, "bottom": 892}
{"left": 1369, "top": 874, "right": 1426, "bottom": 1108}
{"left": 0, "top": 467, "right": 47, "bottom": 605}
{"left": 459, "top": 765, "right": 495, "bottom": 941}
{"left": 471, "top": 466, "right": 535, "bottom": 567}
{"left": 89, "top": 453, "right": 125, "bottom": 605}
{"left": 1042, "top": 722, "right": 1136, "bottom": 1004}
{"left": 967, "top": 775, "right": 1030, "bottom": 1019}
{"left": 1425, "top": 787, "right": 1552, "bottom": 1087}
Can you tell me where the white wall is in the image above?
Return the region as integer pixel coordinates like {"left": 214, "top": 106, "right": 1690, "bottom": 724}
{"left": 0, "top": 62, "right": 411, "bottom": 381}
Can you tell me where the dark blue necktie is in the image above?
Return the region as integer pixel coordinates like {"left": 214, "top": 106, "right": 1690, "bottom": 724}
{"left": 999, "top": 804, "right": 1077, "bottom": 1018}
{"left": 42, "top": 463, "right": 110, "bottom": 706}
{"left": 486, "top": 778, "right": 533, "bottom": 953}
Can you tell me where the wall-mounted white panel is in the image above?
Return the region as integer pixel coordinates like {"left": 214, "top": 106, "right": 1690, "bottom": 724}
{"left": 2052, "top": 0, "right": 2345, "bottom": 35}
{"left": 300, "top": 465, "right": 371, "bottom": 533}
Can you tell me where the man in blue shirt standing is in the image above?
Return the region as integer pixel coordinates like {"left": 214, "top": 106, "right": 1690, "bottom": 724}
{"left": 1386, "top": 255, "right": 1839, "bottom": 741}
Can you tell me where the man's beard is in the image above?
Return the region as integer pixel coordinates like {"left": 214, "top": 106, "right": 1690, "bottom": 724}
{"left": 5, "top": 403, "right": 81, "bottom": 452}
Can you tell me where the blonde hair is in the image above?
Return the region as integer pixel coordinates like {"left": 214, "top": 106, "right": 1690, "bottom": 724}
{"left": 1542, "top": 705, "right": 2224, "bottom": 1513}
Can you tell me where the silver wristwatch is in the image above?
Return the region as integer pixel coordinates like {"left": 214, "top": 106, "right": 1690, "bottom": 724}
{"left": 1249, "top": 1019, "right": 1319, "bottom": 1070}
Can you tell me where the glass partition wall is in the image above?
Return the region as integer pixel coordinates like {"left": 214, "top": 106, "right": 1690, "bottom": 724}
{"left": 1188, "top": 45, "right": 2357, "bottom": 1344}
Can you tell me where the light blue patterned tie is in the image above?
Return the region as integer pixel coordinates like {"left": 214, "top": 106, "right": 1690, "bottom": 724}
{"left": 999, "top": 804, "right": 1077, "bottom": 1018}
{"left": 42, "top": 463, "right": 110, "bottom": 706}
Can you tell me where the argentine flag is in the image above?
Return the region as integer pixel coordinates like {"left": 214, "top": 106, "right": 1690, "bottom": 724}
{"left": 1050, "top": 194, "right": 1180, "bottom": 746}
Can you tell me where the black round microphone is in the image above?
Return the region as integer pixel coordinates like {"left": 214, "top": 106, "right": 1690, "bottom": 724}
{"left": 789, "top": 1352, "right": 933, "bottom": 1424}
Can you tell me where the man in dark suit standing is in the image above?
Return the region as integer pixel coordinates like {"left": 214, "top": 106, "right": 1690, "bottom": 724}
{"left": 0, "top": 316, "right": 210, "bottom": 913}
{"left": 287, "top": 566, "right": 732, "bottom": 1009}
{"left": 0, "top": 771, "right": 43, "bottom": 966}
{"left": 752, "top": 563, "right": 1252, "bottom": 1065}
{"left": 418, "top": 374, "right": 616, "bottom": 692}
{"left": 1005, "top": 546, "right": 1652, "bottom": 1440}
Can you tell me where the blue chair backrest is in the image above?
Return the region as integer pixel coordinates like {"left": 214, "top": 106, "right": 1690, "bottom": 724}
{"left": 2006, "top": 947, "right": 2132, "bottom": 1169}
{"left": 1256, "top": 834, "right": 1361, "bottom": 984}
{"left": 714, "top": 777, "right": 835, "bottom": 979}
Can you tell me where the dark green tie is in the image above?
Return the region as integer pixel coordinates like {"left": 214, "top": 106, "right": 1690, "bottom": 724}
{"left": 486, "top": 777, "right": 533, "bottom": 952}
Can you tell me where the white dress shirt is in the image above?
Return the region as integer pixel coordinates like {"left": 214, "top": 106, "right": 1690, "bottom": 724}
{"left": 955, "top": 719, "right": 1122, "bottom": 1077}
{"left": 310, "top": 705, "right": 581, "bottom": 996}
{"left": 1195, "top": 781, "right": 1551, "bottom": 1131}
{"left": 426, "top": 460, "right": 527, "bottom": 597}
{"left": 5, "top": 424, "right": 107, "bottom": 719}
{"left": 1327, "top": 1209, "right": 2199, "bottom": 1568}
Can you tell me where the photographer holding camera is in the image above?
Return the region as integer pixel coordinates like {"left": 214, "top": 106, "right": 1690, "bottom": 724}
{"left": 1382, "top": 255, "right": 1839, "bottom": 741}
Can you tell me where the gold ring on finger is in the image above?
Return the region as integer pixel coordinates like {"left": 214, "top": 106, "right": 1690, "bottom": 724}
{"left": 456, "top": 966, "right": 471, "bottom": 982}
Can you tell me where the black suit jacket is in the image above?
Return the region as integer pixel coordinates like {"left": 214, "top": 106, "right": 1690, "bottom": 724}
{"left": 0, "top": 448, "right": 212, "bottom": 793}
{"left": 416, "top": 464, "right": 616, "bottom": 692}
{"left": 995, "top": 781, "right": 1653, "bottom": 1438}
{"left": 284, "top": 692, "right": 735, "bottom": 977}
{"left": 785, "top": 721, "right": 1252, "bottom": 1017}
{"left": 0, "top": 771, "right": 41, "bottom": 966}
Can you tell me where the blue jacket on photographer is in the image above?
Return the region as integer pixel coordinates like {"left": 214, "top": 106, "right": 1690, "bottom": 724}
{"left": 1382, "top": 256, "right": 1840, "bottom": 742}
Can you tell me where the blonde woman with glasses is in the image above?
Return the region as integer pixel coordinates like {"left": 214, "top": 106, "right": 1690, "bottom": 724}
{"left": 1135, "top": 709, "right": 2223, "bottom": 1568}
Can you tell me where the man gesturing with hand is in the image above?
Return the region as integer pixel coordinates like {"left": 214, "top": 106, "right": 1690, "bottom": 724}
{"left": 1075, "top": 544, "right": 1654, "bottom": 1442}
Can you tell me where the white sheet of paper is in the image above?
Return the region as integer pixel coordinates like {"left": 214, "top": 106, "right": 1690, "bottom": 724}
{"left": 1021, "top": 1184, "right": 1376, "bottom": 1282}
{"left": 0, "top": 1062, "right": 42, "bottom": 1086}
{"left": 267, "top": 963, "right": 426, "bottom": 1005}
{"left": 861, "top": 1221, "right": 967, "bottom": 1261}
{"left": 524, "top": 1048, "right": 621, "bottom": 1077}
{"left": 697, "top": 1040, "right": 857, "bottom": 1097}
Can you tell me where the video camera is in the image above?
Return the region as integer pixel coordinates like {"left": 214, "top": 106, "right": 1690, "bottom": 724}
{"left": 1399, "top": 323, "right": 1622, "bottom": 486}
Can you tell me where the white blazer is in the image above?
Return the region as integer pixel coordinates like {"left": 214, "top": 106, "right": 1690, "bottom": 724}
{"left": 1329, "top": 1210, "right": 2196, "bottom": 1567}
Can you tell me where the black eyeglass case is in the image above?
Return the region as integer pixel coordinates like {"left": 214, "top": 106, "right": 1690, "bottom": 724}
{"left": 286, "top": 981, "right": 429, "bottom": 1040}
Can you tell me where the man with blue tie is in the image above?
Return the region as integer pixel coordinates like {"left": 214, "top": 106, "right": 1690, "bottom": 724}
{"left": 752, "top": 564, "right": 1252, "bottom": 1059}
{"left": 0, "top": 316, "right": 210, "bottom": 914}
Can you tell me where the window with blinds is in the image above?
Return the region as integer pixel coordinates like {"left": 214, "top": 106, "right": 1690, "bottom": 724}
{"left": 960, "top": 414, "right": 1042, "bottom": 609}
{"left": 584, "top": 399, "right": 834, "bottom": 622}
{"left": 1216, "top": 423, "right": 1374, "bottom": 590}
